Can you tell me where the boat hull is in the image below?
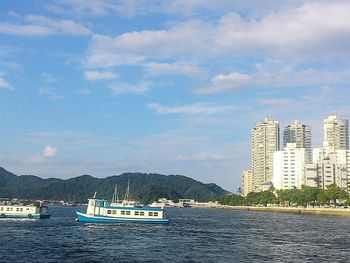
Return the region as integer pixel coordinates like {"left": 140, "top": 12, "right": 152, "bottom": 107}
{"left": 76, "top": 211, "right": 169, "bottom": 224}
{"left": 0, "top": 213, "right": 50, "bottom": 219}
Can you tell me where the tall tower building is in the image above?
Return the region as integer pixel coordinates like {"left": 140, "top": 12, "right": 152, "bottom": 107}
{"left": 283, "top": 120, "right": 312, "bottom": 163}
{"left": 323, "top": 115, "right": 349, "bottom": 152}
{"left": 241, "top": 170, "right": 253, "bottom": 196}
{"left": 252, "top": 117, "right": 280, "bottom": 192}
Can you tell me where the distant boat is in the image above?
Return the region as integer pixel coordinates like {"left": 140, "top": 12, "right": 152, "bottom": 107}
{"left": 149, "top": 198, "right": 176, "bottom": 208}
{"left": 76, "top": 182, "right": 169, "bottom": 224}
{"left": 0, "top": 203, "right": 50, "bottom": 219}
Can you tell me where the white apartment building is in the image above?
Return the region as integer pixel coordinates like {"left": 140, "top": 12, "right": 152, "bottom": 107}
{"left": 307, "top": 115, "right": 350, "bottom": 191}
{"left": 305, "top": 152, "right": 348, "bottom": 190}
{"left": 283, "top": 120, "right": 312, "bottom": 163}
{"left": 323, "top": 115, "right": 349, "bottom": 152}
{"left": 273, "top": 143, "right": 306, "bottom": 190}
{"left": 252, "top": 117, "right": 280, "bottom": 192}
{"left": 241, "top": 170, "right": 253, "bottom": 196}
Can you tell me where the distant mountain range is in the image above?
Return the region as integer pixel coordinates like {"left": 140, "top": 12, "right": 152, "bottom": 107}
{"left": 0, "top": 167, "right": 228, "bottom": 203}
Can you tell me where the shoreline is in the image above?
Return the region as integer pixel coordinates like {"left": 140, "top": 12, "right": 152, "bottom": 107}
{"left": 216, "top": 205, "right": 350, "bottom": 217}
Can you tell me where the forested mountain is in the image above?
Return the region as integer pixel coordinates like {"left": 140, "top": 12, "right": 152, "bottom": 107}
{"left": 0, "top": 167, "right": 228, "bottom": 203}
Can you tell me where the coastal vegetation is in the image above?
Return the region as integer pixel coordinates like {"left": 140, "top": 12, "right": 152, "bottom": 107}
{"left": 217, "top": 185, "right": 350, "bottom": 207}
{"left": 0, "top": 167, "right": 227, "bottom": 203}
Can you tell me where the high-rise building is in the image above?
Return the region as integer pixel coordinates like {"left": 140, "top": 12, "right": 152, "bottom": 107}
{"left": 323, "top": 115, "right": 349, "bottom": 152}
{"left": 273, "top": 143, "right": 306, "bottom": 190}
{"left": 241, "top": 170, "right": 253, "bottom": 196}
{"left": 283, "top": 120, "right": 312, "bottom": 163}
{"left": 252, "top": 117, "right": 280, "bottom": 192}
{"left": 304, "top": 152, "right": 348, "bottom": 190}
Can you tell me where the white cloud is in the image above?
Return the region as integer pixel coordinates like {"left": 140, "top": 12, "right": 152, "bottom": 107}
{"left": 0, "top": 23, "right": 51, "bottom": 36}
{"left": 24, "top": 145, "right": 58, "bottom": 164}
{"left": 171, "top": 152, "right": 230, "bottom": 162}
{"left": 0, "top": 15, "right": 91, "bottom": 36}
{"left": 196, "top": 72, "right": 252, "bottom": 94}
{"left": 147, "top": 102, "right": 236, "bottom": 115}
{"left": 38, "top": 88, "right": 64, "bottom": 100}
{"left": 79, "top": 88, "right": 92, "bottom": 94}
{"left": 84, "top": 70, "right": 117, "bottom": 81}
{"left": 0, "top": 76, "right": 12, "bottom": 89}
{"left": 26, "top": 15, "right": 92, "bottom": 35}
{"left": 43, "top": 145, "right": 57, "bottom": 157}
{"left": 86, "top": 2, "right": 350, "bottom": 70}
{"left": 256, "top": 99, "right": 293, "bottom": 107}
{"left": 108, "top": 81, "right": 150, "bottom": 95}
{"left": 47, "top": 0, "right": 305, "bottom": 18}
{"left": 144, "top": 62, "right": 206, "bottom": 76}
{"left": 196, "top": 68, "right": 350, "bottom": 94}
{"left": 42, "top": 73, "right": 57, "bottom": 83}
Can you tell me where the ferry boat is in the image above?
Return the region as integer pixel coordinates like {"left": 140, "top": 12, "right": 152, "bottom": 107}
{"left": 0, "top": 204, "right": 50, "bottom": 219}
{"left": 76, "top": 184, "right": 169, "bottom": 224}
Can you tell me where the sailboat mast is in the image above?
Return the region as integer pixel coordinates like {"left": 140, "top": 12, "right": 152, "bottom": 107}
{"left": 124, "top": 180, "right": 130, "bottom": 201}
{"left": 112, "top": 184, "right": 119, "bottom": 203}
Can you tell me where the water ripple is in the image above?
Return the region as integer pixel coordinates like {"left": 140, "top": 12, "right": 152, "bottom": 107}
{"left": 0, "top": 207, "right": 349, "bottom": 262}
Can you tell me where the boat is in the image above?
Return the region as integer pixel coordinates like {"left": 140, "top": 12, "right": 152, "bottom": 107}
{"left": 76, "top": 183, "right": 169, "bottom": 224}
{"left": 149, "top": 198, "right": 176, "bottom": 208}
{"left": 0, "top": 203, "right": 51, "bottom": 219}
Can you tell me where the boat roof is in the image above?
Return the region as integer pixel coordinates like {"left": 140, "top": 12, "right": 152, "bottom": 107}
{"left": 104, "top": 205, "right": 164, "bottom": 211}
{"left": 89, "top": 198, "right": 108, "bottom": 202}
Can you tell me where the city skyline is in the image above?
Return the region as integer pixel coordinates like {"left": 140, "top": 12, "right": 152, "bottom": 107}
{"left": 248, "top": 114, "right": 350, "bottom": 194}
{"left": 1, "top": 1, "right": 350, "bottom": 191}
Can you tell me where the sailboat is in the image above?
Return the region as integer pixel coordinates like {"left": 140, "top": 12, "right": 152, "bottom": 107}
{"left": 76, "top": 181, "right": 169, "bottom": 224}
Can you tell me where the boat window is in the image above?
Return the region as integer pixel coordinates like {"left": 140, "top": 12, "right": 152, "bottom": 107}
{"left": 20, "top": 208, "right": 23, "bottom": 212}
{"left": 135, "top": 211, "right": 139, "bottom": 216}
{"left": 107, "top": 210, "right": 112, "bottom": 214}
{"left": 112, "top": 210, "right": 117, "bottom": 214}
{"left": 121, "top": 211, "right": 125, "bottom": 215}
{"left": 126, "top": 211, "right": 131, "bottom": 215}
{"left": 154, "top": 212, "right": 158, "bottom": 216}
{"left": 26, "top": 208, "right": 30, "bottom": 211}
{"left": 148, "top": 212, "right": 153, "bottom": 216}
{"left": 0, "top": 207, "right": 2, "bottom": 211}
{"left": 140, "top": 211, "right": 144, "bottom": 216}
{"left": 16, "top": 208, "right": 19, "bottom": 212}
{"left": 7, "top": 207, "right": 10, "bottom": 211}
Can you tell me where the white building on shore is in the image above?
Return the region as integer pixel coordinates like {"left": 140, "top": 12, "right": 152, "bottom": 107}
{"left": 273, "top": 143, "right": 306, "bottom": 190}
{"left": 252, "top": 117, "right": 280, "bottom": 192}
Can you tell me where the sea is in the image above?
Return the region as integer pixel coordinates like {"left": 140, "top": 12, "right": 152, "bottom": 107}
{"left": 0, "top": 206, "right": 349, "bottom": 263}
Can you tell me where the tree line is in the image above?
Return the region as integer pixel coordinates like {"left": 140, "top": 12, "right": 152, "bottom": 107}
{"left": 217, "top": 185, "right": 350, "bottom": 207}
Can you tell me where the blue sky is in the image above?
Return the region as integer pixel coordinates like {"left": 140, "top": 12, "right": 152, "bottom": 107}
{"left": 1, "top": 0, "right": 350, "bottom": 191}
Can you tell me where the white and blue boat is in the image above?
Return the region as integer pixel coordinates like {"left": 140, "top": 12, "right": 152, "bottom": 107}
{"left": 0, "top": 204, "right": 50, "bottom": 219}
{"left": 76, "top": 184, "right": 169, "bottom": 224}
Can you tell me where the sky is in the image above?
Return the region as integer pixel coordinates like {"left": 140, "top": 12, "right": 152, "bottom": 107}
{"left": 1, "top": 0, "right": 350, "bottom": 192}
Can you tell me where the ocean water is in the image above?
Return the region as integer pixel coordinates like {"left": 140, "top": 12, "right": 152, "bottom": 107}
{"left": 0, "top": 206, "right": 349, "bottom": 263}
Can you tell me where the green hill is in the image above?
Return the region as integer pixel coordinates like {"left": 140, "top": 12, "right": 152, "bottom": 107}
{"left": 0, "top": 167, "right": 228, "bottom": 203}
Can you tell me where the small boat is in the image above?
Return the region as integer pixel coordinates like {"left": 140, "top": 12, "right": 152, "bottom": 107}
{"left": 76, "top": 183, "right": 169, "bottom": 224}
{"left": 149, "top": 198, "right": 175, "bottom": 208}
{"left": 0, "top": 203, "right": 51, "bottom": 219}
